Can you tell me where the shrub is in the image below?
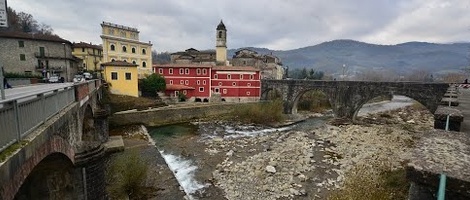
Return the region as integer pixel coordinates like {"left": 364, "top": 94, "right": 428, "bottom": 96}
{"left": 106, "top": 150, "right": 149, "bottom": 199}
{"left": 230, "top": 100, "right": 284, "bottom": 124}
{"left": 139, "top": 74, "right": 166, "bottom": 97}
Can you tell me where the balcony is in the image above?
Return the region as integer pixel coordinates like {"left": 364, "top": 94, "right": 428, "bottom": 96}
{"left": 34, "top": 52, "right": 65, "bottom": 60}
{"left": 35, "top": 65, "right": 64, "bottom": 72}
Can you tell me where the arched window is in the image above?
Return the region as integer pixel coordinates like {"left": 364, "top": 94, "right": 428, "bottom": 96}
{"left": 111, "top": 58, "right": 115, "bottom": 62}
{"left": 122, "top": 46, "right": 127, "bottom": 52}
{"left": 218, "top": 31, "right": 222, "bottom": 38}
{"left": 123, "top": 60, "right": 127, "bottom": 62}
{"left": 142, "top": 61, "right": 147, "bottom": 68}
{"left": 131, "top": 47, "right": 136, "bottom": 53}
{"left": 132, "top": 60, "right": 136, "bottom": 64}
{"left": 142, "top": 49, "right": 146, "bottom": 55}
{"left": 110, "top": 44, "right": 115, "bottom": 51}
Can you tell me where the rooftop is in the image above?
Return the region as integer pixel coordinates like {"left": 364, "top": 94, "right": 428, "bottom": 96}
{"left": 154, "top": 64, "right": 214, "bottom": 68}
{"left": 0, "top": 31, "right": 70, "bottom": 44}
{"left": 212, "top": 66, "right": 259, "bottom": 71}
{"left": 72, "top": 42, "right": 102, "bottom": 50}
{"left": 101, "top": 21, "right": 139, "bottom": 33}
{"left": 165, "top": 84, "right": 195, "bottom": 90}
{"left": 101, "top": 60, "right": 138, "bottom": 67}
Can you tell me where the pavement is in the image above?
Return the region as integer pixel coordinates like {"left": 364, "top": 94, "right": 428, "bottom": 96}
{"left": 459, "top": 88, "right": 470, "bottom": 133}
{"left": 0, "top": 83, "right": 74, "bottom": 103}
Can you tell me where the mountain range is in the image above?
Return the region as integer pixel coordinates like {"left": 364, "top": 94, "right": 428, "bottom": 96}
{"left": 228, "top": 39, "right": 470, "bottom": 75}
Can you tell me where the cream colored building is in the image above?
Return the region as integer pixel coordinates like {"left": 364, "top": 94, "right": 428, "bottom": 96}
{"left": 72, "top": 42, "right": 103, "bottom": 72}
{"left": 100, "top": 21, "right": 152, "bottom": 78}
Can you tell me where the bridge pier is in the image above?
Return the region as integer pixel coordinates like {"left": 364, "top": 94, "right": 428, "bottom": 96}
{"left": 73, "top": 142, "right": 107, "bottom": 200}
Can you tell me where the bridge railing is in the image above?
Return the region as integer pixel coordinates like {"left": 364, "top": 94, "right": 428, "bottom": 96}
{"left": 0, "top": 86, "right": 76, "bottom": 152}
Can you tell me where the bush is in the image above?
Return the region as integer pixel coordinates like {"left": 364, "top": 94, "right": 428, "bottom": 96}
{"left": 328, "top": 162, "right": 409, "bottom": 200}
{"left": 230, "top": 100, "right": 284, "bottom": 124}
{"left": 106, "top": 150, "right": 149, "bottom": 199}
{"left": 139, "top": 74, "right": 166, "bottom": 97}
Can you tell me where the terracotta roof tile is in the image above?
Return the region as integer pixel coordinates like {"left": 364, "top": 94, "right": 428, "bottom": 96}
{"left": 0, "top": 31, "right": 71, "bottom": 44}
{"left": 101, "top": 60, "right": 138, "bottom": 66}
{"left": 212, "top": 66, "right": 259, "bottom": 71}
{"left": 72, "top": 42, "right": 102, "bottom": 50}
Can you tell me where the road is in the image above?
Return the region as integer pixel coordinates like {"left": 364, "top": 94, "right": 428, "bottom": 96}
{"left": 1, "top": 83, "right": 74, "bottom": 102}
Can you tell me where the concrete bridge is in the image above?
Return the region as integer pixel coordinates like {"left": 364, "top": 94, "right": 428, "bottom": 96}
{"left": 261, "top": 80, "right": 449, "bottom": 120}
{"left": 0, "top": 80, "right": 109, "bottom": 200}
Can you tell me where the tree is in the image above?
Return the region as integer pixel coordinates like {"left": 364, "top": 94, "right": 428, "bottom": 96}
{"left": 152, "top": 51, "right": 171, "bottom": 64}
{"left": 300, "top": 67, "right": 308, "bottom": 79}
{"left": 139, "top": 74, "right": 166, "bottom": 97}
{"left": 4, "top": 7, "right": 54, "bottom": 35}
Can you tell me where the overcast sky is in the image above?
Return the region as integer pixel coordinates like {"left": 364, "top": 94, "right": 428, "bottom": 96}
{"left": 7, "top": 0, "right": 470, "bottom": 52}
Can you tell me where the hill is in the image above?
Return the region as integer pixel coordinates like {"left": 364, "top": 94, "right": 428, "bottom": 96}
{"left": 228, "top": 40, "right": 470, "bottom": 75}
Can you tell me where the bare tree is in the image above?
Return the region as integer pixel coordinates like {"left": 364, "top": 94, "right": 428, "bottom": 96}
{"left": 356, "top": 69, "right": 399, "bottom": 81}
{"left": 4, "top": 7, "right": 54, "bottom": 35}
{"left": 440, "top": 72, "right": 465, "bottom": 83}
{"left": 404, "top": 69, "right": 433, "bottom": 82}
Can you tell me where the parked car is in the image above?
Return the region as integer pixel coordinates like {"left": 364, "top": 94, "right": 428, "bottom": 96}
{"left": 83, "top": 72, "right": 93, "bottom": 80}
{"left": 48, "top": 75, "right": 60, "bottom": 83}
{"left": 73, "top": 75, "right": 85, "bottom": 83}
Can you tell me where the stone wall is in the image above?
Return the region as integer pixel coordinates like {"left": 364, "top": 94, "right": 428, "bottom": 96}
{"left": 109, "top": 103, "right": 258, "bottom": 127}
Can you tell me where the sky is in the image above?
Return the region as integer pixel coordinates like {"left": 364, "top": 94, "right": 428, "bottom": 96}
{"left": 7, "top": 0, "right": 470, "bottom": 52}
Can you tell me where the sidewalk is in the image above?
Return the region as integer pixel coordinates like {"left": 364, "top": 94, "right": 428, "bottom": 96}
{"left": 459, "top": 88, "right": 470, "bottom": 133}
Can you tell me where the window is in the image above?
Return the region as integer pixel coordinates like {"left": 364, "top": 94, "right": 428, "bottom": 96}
{"left": 142, "top": 61, "right": 147, "bottom": 68}
{"left": 131, "top": 47, "right": 136, "bottom": 53}
{"left": 20, "top": 54, "right": 25, "bottom": 61}
{"left": 125, "top": 72, "right": 132, "bottom": 80}
{"left": 215, "top": 88, "right": 220, "bottom": 93}
{"left": 142, "top": 49, "right": 146, "bottom": 55}
{"left": 122, "top": 46, "right": 127, "bottom": 52}
{"left": 199, "top": 87, "right": 204, "bottom": 92}
{"left": 158, "top": 68, "right": 163, "bottom": 74}
{"left": 180, "top": 80, "right": 184, "bottom": 84}
{"left": 179, "top": 68, "right": 184, "bottom": 74}
{"left": 18, "top": 41, "right": 24, "bottom": 47}
{"left": 243, "top": 61, "right": 246, "bottom": 65}
{"left": 185, "top": 68, "right": 189, "bottom": 74}
{"left": 169, "top": 80, "right": 173, "bottom": 84}
{"left": 183, "top": 90, "right": 187, "bottom": 95}
{"left": 111, "top": 72, "right": 118, "bottom": 80}
{"left": 246, "top": 91, "right": 251, "bottom": 95}
{"left": 247, "top": 83, "right": 251, "bottom": 87}
{"left": 169, "top": 68, "right": 173, "bottom": 74}
{"left": 203, "top": 80, "right": 206, "bottom": 85}
{"left": 202, "top": 69, "right": 207, "bottom": 75}
{"left": 218, "top": 82, "right": 222, "bottom": 86}
{"left": 123, "top": 60, "right": 127, "bottom": 63}
{"left": 111, "top": 58, "right": 115, "bottom": 62}
{"left": 110, "top": 44, "right": 115, "bottom": 51}
{"left": 223, "top": 89, "right": 227, "bottom": 94}
{"left": 197, "top": 68, "right": 201, "bottom": 75}
{"left": 197, "top": 80, "right": 200, "bottom": 85}
{"left": 214, "top": 74, "right": 218, "bottom": 79}
{"left": 82, "top": 48, "right": 85, "bottom": 52}
{"left": 218, "top": 31, "right": 223, "bottom": 38}
{"left": 132, "top": 60, "right": 136, "bottom": 64}
{"left": 227, "top": 74, "right": 231, "bottom": 79}
{"left": 250, "top": 74, "right": 254, "bottom": 79}
{"left": 185, "top": 80, "right": 189, "bottom": 85}
{"left": 240, "top": 74, "right": 243, "bottom": 79}
{"left": 232, "top": 82, "right": 236, "bottom": 86}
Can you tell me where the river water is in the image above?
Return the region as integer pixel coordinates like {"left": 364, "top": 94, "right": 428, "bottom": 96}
{"left": 145, "top": 95, "right": 414, "bottom": 199}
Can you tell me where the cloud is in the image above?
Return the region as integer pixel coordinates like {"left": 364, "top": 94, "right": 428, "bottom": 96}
{"left": 7, "top": 0, "right": 470, "bottom": 52}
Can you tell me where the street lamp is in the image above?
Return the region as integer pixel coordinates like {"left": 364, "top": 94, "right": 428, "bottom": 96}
{"left": 342, "top": 64, "right": 346, "bottom": 80}
{"left": 62, "top": 43, "right": 67, "bottom": 82}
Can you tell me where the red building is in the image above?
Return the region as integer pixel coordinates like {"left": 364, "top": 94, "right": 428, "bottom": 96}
{"left": 153, "top": 64, "right": 260, "bottom": 102}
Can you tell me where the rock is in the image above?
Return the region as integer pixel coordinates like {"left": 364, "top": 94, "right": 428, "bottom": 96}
{"left": 212, "top": 136, "right": 224, "bottom": 143}
{"left": 266, "top": 165, "right": 277, "bottom": 173}
{"left": 226, "top": 150, "right": 234, "bottom": 156}
{"left": 289, "top": 188, "right": 301, "bottom": 196}
{"left": 407, "top": 119, "right": 415, "bottom": 124}
{"left": 297, "top": 173, "right": 307, "bottom": 182}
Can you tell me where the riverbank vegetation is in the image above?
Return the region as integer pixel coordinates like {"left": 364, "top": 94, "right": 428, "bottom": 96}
{"left": 106, "top": 150, "right": 152, "bottom": 199}
{"left": 102, "top": 90, "right": 166, "bottom": 113}
{"left": 229, "top": 100, "right": 284, "bottom": 124}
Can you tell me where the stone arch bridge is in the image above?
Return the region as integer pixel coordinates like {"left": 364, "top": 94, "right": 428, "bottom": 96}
{"left": 0, "top": 80, "right": 109, "bottom": 200}
{"left": 261, "top": 80, "right": 449, "bottom": 120}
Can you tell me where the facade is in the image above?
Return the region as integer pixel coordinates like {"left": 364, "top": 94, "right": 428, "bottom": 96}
{"left": 211, "top": 66, "right": 260, "bottom": 102}
{"left": 232, "top": 49, "right": 284, "bottom": 79}
{"left": 102, "top": 61, "right": 139, "bottom": 97}
{"left": 153, "top": 64, "right": 260, "bottom": 102}
{"left": 0, "top": 31, "right": 79, "bottom": 81}
{"left": 154, "top": 64, "right": 212, "bottom": 101}
{"left": 100, "top": 22, "right": 152, "bottom": 78}
{"left": 72, "top": 42, "right": 103, "bottom": 72}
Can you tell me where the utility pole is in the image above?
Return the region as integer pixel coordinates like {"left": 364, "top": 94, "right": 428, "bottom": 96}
{"left": 1, "top": 0, "right": 9, "bottom": 100}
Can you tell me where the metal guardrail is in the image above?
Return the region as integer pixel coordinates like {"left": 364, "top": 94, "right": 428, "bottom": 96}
{"left": 0, "top": 85, "right": 76, "bottom": 152}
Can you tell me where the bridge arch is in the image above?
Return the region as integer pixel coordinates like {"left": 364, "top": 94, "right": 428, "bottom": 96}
{"left": 291, "top": 89, "right": 332, "bottom": 114}
{"left": 15, "top": 152, "right": 75, "bottom": 200}
{"left": 2, "top": 136, "right": 75, "bottom": 200}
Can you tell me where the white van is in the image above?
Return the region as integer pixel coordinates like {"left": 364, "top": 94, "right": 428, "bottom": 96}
{"left": 83, "top": 72, "right": 92, "bottom": 80}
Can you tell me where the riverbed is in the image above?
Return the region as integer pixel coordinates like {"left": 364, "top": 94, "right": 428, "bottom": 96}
{"left": 139, "top": 95, "right": 430, "bottom": 199}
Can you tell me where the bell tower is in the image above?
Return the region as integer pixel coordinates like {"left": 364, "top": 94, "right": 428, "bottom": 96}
{"left": 216, "top": 20, "right": 227, "bottom": 65}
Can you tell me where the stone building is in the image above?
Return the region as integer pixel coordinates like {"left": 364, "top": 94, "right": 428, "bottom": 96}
{"left": 232, "top": 49, "right": 284, "bottom": 79}
{"left": 0, "top": 31, "right": 79, "bottom": 81}
{"left": 72, "top": 42, "right": 103, "bottom": 72}
{"left": 100, "top": 22, "right": 152, "bottom": 78}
